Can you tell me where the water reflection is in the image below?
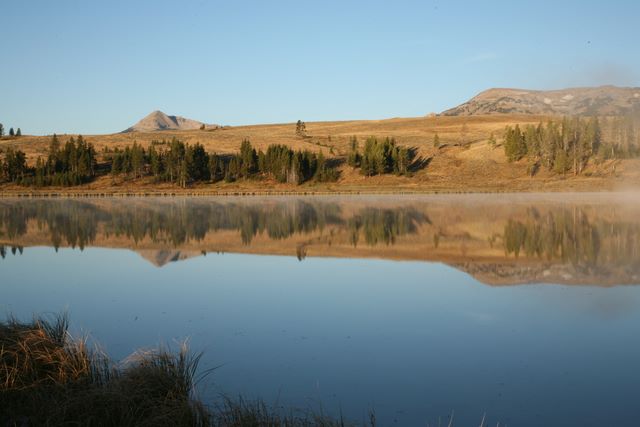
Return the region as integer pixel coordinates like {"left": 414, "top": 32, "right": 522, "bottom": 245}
{"left": 503, "top": 208, "right": 640, "bottom": 270}
{"left": 2, "top": 195, "right": 640, "bottom": 285}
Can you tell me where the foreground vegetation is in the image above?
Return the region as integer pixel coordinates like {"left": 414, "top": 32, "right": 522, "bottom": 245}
{"left": 0, "top": 314, "right": 371, "bottom": 426}
{"left": 1, "top": 314, "right": 209, "bottom": 426}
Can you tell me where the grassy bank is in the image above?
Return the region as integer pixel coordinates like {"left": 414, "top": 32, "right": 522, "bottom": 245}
{"left": 0, "top": 314, "right": 210, "bottom": 426}
{"left": 0, "top": 314, "right": 365, "bottom": 427}
{"left": 3, "top": 113, "right": 637, "bottom": 197}
{"left": 0, "top": 174, "right": 626, "bottom": 197}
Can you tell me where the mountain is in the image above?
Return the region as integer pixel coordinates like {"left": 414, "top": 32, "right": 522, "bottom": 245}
{"left": 441, "top": 85, "right": 640, "bottom": 116}
{"left": 137, "top": 249, "right": 201, "bottom": 267}
{"left": 122, "top": 110, "right": 209, "bottom": 132}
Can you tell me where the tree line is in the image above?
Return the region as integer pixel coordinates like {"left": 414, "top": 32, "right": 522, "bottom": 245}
{"left": 109, "top": 138, "right": 338, "bottom": 187}
{"left": 0, "top": 135, "right": 343, "bottom": 187}
{"left": 1, "top": 134, "right": 97, "bottom": 186}
{"left": 0, "top": 123, "right": 22, "bottom": 138}
{"left": 347, "top": 136, "right": 412, "bottom": 176}
{"left": 503, "top": 114, "right": 640, "bottom": 176}
{"left": 0, "top": 148, "right": 28, "bottom": 184}
{"left": 1, "top": 127, "right": 414, "bottom": 187}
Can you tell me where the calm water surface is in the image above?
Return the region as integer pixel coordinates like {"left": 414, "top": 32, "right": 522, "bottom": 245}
{"left": 1, "top": 194, "right": 640, "bottom": 426}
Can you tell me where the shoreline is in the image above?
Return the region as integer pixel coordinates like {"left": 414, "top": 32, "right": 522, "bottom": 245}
{"left": 0, "top": 190, "right": 618, "bottom": 198}
{"left": 0, "top": 185, "right": 624, "bottom": 198}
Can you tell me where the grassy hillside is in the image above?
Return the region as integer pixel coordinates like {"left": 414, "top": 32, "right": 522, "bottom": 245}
{"left": 1, "top": 114, "right": 637, "bottom": 193}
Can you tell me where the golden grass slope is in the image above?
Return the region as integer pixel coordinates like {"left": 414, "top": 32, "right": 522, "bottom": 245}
{"left": 1, "top": 114, "right": 638, "bottom": 193}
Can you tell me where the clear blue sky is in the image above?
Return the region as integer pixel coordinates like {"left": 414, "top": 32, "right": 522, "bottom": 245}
{"left": 2, "top": 0, "right": 639, "bottom": 135}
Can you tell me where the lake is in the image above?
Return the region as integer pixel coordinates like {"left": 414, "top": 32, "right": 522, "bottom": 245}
{"left": 2, "top": 194, "right": 640, "bottom": 426}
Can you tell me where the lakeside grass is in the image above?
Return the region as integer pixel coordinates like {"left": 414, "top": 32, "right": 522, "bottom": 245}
{"left": 0, "top": 178, "right": 624, "bottom": 198}
{"left": 0, "top": 314, "right": 209, "bottom": 426}
{"left": 0, "top": 314, "right": 369, "bottom": 427}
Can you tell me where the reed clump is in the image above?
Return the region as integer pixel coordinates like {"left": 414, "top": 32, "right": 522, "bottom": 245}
{"left": 211, "top": 396, "right": 351, "bottom": 427}
{"left": 0, "top": 314, "right": 209, "bottom": 426}
{"left": 1, "top": 314, "right": 385, "bottom": 426}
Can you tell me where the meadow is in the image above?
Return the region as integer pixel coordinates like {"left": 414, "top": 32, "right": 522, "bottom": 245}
{"left": 2, "top": 114, "right": 635, "bottom": 194}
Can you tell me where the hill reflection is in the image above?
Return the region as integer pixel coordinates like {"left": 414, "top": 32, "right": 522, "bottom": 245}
{"left": 2, "top": 195, "right": 640, "bottom": 286}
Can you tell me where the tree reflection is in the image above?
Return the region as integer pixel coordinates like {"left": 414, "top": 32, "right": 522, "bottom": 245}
{"left": 0, "top": 199, "right": 427, "bottom": 250}
{"left": 503, "top": 207, "right": 640, "bottom": 273}
{"left": 347, "top": 207, "right": 430, "bottom": 246}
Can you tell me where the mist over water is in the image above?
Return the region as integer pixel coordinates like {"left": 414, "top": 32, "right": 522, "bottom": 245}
{"left": 2, "top": 194, "right": 640, "bottom": 285}
{"left": 2, "top": 194, "right": 640, "bottom": 426}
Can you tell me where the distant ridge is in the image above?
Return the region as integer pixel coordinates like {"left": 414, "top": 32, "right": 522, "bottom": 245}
{"left": 122, "top": 110, "right": 211, "bottom": 133}
{"left": 441, "top": 85, "right": 640, "bottom": 116}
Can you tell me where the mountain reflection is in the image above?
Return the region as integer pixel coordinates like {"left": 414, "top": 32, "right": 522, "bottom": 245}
{"left": 1, "top": 195, "right": 640, "bottom": 286}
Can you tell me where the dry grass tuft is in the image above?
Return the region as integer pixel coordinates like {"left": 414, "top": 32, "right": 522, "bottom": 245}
{"left": 212, "top": 395, "right": 357, "bottom": 427}
{"left": 0, "top": 313, "right": 483, "bottom": 426}
{"left": 0, "top": 314, "right": 361, "bottom": 426}
{"left": 0, "top": 314, "right": 208, "bottom": 426}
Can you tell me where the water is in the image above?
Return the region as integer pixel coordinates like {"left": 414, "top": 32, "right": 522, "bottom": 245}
{"left": 2, "top": 194, "right": 640, "bottom": 426}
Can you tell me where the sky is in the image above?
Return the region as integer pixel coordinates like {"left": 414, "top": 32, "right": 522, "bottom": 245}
{"left": 1, "top": 0, "right": 639, "bottom": 135}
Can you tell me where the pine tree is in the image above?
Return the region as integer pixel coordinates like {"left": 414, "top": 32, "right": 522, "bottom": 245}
{"left": 35, "top": 157, "right": 45, "bottom": 187}
{"left": 48, "top": 134, "right": 61, "bottom": 172}
{"left": 347, "top": 136, "right": 360, "bottom": 167}
{"left": 289, "top": 152, "right": 302, "bottom": 184}
{"left": 361, "top": 137, "right": 375, "bottom": 176}
{"left": 540, "top": 121, "right": 557, "bottom": 169}
{"left": 0, "top": 123, "right": 4, "bottom": 137}
{"left": 257, "top": 150, "right": 266, "bottom": 173}
{"left": 225, "top": 156, "right": 239, "bottom": 182}
{"left": 524, "top": 124, "right": 540, "bottom": 157}
{"left": 295, "top": 120, "right": 306, "bottom": 137}
{"left": 394, "top": 146, "right": 410, "bottom": 175}
{"left": 487, "top": 132, "right": 496, "bottom": 147}
{"left": 504, "top": 125, "right": 526, "bottom": 162}
{"left": 9, "top": 128, "right": 14, "bottom": 137}
{"left": 3, "top": 148, "right": 27, "bottom": 182}
{"left": 187, "top": 143, "right": 209, "bottom": 181}
{"left": 554, "top": 148, "right": 569, "bottom": 175}
{"left": 358, "top": 137, "right": 407, "bottom": 176}
{"left": 209, "top": 153, "right": 223, "bottom": 182}
{"left": 148, "top": 145, "right": 162, "bottom": 179}
{"left": 313, "top": 151, "right": 324, "bottom": 182}
{"left": 164, "top": 137, "right": 185, "bottom": 183}
{"left": 179, "top": 158, "right": 188, "bottom": 188}
{"left": 239, "top": 139, "right": 257, "bottom": 177}
{"left": 15, "top": 128, "right": 21, "bottom": 137}
{"left": 433, "top": 133, "right": 441, "bottom": 148}
{"left": 111, "top": 149, "right": 123, "bottom": 176}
